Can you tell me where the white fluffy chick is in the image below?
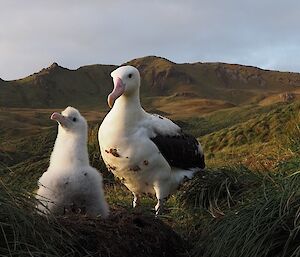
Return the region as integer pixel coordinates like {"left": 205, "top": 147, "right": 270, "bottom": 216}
{"left": 36, "top": 106, "right": 109, "bottom": 218}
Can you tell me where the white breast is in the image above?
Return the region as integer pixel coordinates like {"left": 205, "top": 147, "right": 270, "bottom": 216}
{"left": 99, "top": 113, "right": 171, "bottom": 194}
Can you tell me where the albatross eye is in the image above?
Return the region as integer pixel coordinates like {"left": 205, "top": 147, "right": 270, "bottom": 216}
{"left": 72, "top": 117, "right": 77, "bottom": 122}
{"left": 128, "top": 73, "right": 133, "bottom": 78}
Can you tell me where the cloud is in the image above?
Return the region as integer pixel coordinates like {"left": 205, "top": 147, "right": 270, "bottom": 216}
{"left": 0, "top": 0, "right": 299, "bottom": 80}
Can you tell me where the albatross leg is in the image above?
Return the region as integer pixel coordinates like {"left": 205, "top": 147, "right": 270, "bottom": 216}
{"left": 153, "top": 183, "right": 169, "bottom": 215}
{"left": 155, "top": 198, "right": 165, "bottom": 216}
{"left": 132, "top": 193, "right": 141, "bottom": 208}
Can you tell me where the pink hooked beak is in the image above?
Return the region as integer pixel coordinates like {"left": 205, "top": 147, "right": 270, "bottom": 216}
{"left": 50, "top": 112, "right": 65, "bottom": 124}
{"left": 107, "top": 77, "right": 125, "bottom": 108}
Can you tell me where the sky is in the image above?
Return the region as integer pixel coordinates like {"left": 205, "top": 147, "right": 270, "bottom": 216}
{"left": 0, "top": 0, "right": 300, "bottom": 80}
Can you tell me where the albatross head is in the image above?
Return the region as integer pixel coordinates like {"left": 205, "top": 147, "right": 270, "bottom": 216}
{"left": 50, "top": 106, "right": 87, "bottom": 134}
{"left": 108, "top": 65, "right": 140, "bottom": 108}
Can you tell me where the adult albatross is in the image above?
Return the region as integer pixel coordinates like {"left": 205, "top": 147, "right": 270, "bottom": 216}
{"left": 99, "top": 65, "right": 205, "bottom": 214}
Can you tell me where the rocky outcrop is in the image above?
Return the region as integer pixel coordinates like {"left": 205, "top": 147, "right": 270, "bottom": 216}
{"left": 215, "top": 64, "right": 266, "bottom": 87}
{"left": 149, "top": 67, "right": 194, "bottom": 90}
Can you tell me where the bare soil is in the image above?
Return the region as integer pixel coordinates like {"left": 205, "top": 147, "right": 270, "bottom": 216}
{"left": 59, "top": 208, "right": 189, "bottom": 257}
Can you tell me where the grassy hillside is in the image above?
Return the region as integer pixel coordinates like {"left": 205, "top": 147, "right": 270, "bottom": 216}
{"left": 200, "top": 102, "right": 300, "bottom": 169}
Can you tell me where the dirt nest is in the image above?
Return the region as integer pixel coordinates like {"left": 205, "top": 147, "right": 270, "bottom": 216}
{"left": 59, "top": 208, "right": 189, "bottom": 257}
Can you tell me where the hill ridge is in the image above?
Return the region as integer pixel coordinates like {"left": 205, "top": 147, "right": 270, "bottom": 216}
{"left": 8, "top": 55, "right": 300, "bottom": 81}
{"left": 1, "top": 56, "right": 300, "bottom": 109}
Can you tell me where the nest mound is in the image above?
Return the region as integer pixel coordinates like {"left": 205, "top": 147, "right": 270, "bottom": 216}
{"left": 59, "top": 208, "right": 188, "bottom": 257}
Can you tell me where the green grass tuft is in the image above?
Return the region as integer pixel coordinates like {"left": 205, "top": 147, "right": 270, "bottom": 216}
{"left": 0, "top": 181, "right": 84, "bottom": 257}
{"left": 191, "top": 172, "right": 300, "bottom": 257}
{"left": 176, "top": 167, "right": 261, "bottom": 216}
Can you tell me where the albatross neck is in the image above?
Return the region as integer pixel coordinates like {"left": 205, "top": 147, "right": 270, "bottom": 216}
{"left": 111, "top": 89, "right": 145, "bottom": 126}
{"left": 49, "top": 128, "right": 90, "bottom": 168}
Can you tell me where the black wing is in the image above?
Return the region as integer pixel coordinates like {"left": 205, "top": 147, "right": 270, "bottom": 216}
{"left": 150, "top": 132, "right": 205, "bottom": 170}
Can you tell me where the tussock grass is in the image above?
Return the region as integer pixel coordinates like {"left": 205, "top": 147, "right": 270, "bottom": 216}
{"left": 176, "top": 167, "right": 261, "bottom": 216}
{"left": 189, "top": 172, "right": 300, "bottom": 257}
{"left": 0, "top": 181, "right": 83, "bottom": 257}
